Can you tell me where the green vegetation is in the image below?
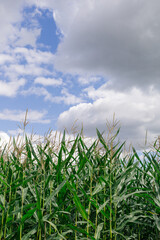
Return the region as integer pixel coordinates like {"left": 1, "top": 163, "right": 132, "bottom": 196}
{"left": 0, "top": 123, "right": 160, "bottom": 239}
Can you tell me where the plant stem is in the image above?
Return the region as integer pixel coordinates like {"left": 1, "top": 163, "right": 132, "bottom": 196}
{"left": 87, "top": 167, "right": 93, "bottom": 238}
{"left": 109, "top": 141, "right": 113, "bottom": 240}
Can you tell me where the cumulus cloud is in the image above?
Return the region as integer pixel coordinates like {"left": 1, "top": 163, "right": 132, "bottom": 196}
{"left": 4, "top": 63, "right": 50, "bottom": 78}
{"left": 0, "top": 78, "right": 25, "bottom": 97}
{"left": 57, "top": 86, "right": 160, "bottom": 149}
{"left": 0, "top": 109, "right": 50, "bottom": 124}
{"left": 0, "top": 47, "right": 55, "bottom": 83}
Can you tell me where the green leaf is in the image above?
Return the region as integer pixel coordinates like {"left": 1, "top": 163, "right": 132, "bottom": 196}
{"left": 67, "top": 182, "right": 95, "bottom": 229}
{"left": 112, "top": 141, "right": 125, "bottom": 159}
{"left": 68, "top": 224, "right": 96, "bottom": 240}
{"left": 0, "top": 176, "right": 9, "bottom": 187}
{"left": 21, "top": 208, "right": 37, "bottom": 223}
{"left": 21, "top": 228, "right": 37, "bottom": 240}
{"left": 44, "top": 178, "right": 68, "bottom": 207}
{"left": 96, "top": 129, "right": 109, "bottom": 151}
{"left": 44, "top": 220, "right": 67, "bottom": 239}
{"left": 94, "top": 223, "right": 103, "bottom": 239}
{"left": 0, "top": 194, "right": 5, "bottom": 205}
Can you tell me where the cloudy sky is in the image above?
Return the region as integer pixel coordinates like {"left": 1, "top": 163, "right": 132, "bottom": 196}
{"left": 0, "top": 0, "right": 160, "bottom": 149}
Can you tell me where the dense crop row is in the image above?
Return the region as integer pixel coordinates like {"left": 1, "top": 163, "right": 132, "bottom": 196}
{"left": 0, "top": 127, "right": 160, "bottom": 239}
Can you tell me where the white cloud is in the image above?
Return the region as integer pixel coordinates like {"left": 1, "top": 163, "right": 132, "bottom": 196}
{"left": 15, "top": 27, "right": 41, "bottom": 47}
{"left": 60, "top": 88, "right": 83, "bottom": 105}
{"left": 0, "top": 131, "right": 10, "bottom": 146}
{"left": 34, "top": 77, "right": 63, "bottom": 86}
{"left": 0, "top": 47, "right": 55, "bottom": 85}
{"left": 0, "top": 129, "right": 44, "bottom": 153}
{"left": 21, "top": 86, "right": 53, "bottom": 102}
{"left": 0, "top": 0, "right": 24, "bottom": 50}
{"left": 0, "top": 78, "right": 25, "bottom": 97}
{"left": 1, "top": 47, "right": 55, "bottom": 81}
{"left": 0, "top": 1, "right": 55, "bottom": 100}
{"left": 57, "top": 86, "right": 160, "bottom": 149}
{"left": 14, "top": 47, "right": 54, "bottom": 65}
{"left": 0, "top": 109, "right": 50, "bottom": 124}
{"left": 2, "top": 127, "right": 95, "bottom": 158}
{"left": 4, "top": 63, "right": 50, "bottom": 78}
{"left": 0, "top": 54, "right": 14, "bottom": 65}
{"left": 0, "top": 1, "right": 43, "bottom": 51}
{"left": 22, "top": 86, "right": 83, "bottom": 105}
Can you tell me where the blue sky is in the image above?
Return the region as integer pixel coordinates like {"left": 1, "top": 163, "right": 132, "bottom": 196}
{"left": 1, "top": 0, "right": 160, "bottom": 150}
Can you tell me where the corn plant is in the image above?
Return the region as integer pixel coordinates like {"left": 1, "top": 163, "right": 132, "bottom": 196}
{"left": 0, "top": 126, "right": 160, "bottom": 239}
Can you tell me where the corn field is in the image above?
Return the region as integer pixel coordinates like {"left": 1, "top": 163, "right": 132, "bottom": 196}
{"left": 0, "top": 127, "right": 160, "bottom": 240}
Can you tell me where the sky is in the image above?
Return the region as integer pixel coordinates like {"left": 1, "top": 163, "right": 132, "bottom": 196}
{"left": 0, "top": 0, "right": 160, "bottom": 150}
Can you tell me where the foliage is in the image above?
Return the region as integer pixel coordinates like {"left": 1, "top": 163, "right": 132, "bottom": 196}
{"left": 0, "top": 126, "right": 160, "bottom": 240}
